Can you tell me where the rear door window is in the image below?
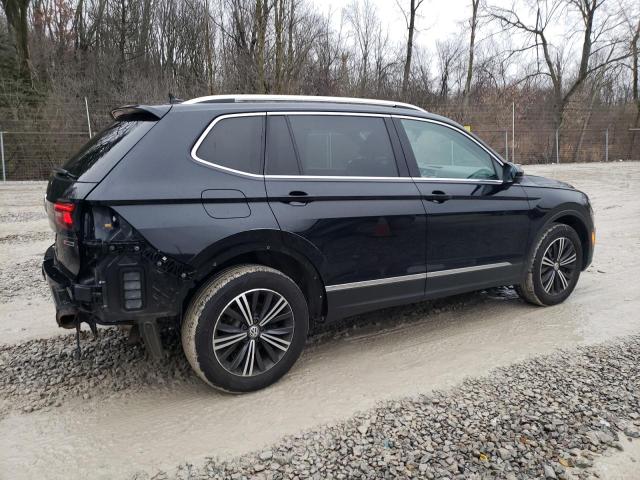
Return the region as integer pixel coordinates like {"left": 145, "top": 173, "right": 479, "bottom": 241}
{"left": 195, "top": 115, "right": 264, "bottom": 175}
{"left": 286, "top": 115, "right": 398, "bottom": 177}
{"left": 63, "top": 120, "right": 154, "bottom": 182}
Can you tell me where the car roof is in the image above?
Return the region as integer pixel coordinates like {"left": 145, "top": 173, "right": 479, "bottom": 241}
{"left": 114, "top": 96, "right": 505, "bottom": 163}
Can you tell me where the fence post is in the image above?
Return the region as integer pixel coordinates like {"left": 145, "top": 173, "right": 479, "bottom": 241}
{"left": 505, "top": 130, "right": 509, "bottom": 161}
{"left": 555, "top": 129, "right": 560, "bottom": 164}
{"left": 1, "top": 131, "right": 5, "bottom": 182}
{"left": 84, "top": 97, "right": 92, "bottom": 138}
{"left": 605, "top": 128, "right": 609, "bottom": 162}
{"left": 511, "top": 102, "right": 515, "bottom": 163}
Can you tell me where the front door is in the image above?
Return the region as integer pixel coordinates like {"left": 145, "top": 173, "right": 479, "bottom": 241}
{"left": 264, "top": 113, "right": 427, "bottom": 320}
{"left": 394, "top": 116, "right": 530, "bottom": 297}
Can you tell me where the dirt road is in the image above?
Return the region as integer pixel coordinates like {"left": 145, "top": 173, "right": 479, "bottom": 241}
{"left": 1, "top": 162, "right": 639, "bottom": 479}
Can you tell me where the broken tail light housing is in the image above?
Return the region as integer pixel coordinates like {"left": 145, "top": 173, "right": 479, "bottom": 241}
{"left": 53, "top": 202, "right": 75, "bottom": 230}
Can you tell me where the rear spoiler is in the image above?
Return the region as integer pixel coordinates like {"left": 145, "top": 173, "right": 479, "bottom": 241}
{"left": 111, "top": 104, "right": 171, "bottom": 121}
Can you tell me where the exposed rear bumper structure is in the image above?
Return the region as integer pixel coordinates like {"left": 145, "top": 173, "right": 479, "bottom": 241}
{"left": 43, "top": 246, "right": 88, "bottom": 328}
{"left": 43, "top": 243, "right": 186, "bottom": 359}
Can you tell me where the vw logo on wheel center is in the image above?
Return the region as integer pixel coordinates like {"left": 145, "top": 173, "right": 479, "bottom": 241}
{"left": 248, "top": 325, "right": 260, "bottom": 338}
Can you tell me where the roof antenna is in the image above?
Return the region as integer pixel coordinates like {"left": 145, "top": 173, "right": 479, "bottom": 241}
{"left": 168, "top": 92, "right": 184, "bottom": 104}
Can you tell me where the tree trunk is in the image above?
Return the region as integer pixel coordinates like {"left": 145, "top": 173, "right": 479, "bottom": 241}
{"left": 139, "top": 0, "right": 152, "bottom": 64}
{"left": 253, "top": 0, "right": 271, "bottom": 93}
{"left": 118, "top": 0, "right": 127, "bottom": 79}
{"left": 462, "top": 0, "right": 479, "bottom": 114}
{"left": 1, "top": 0, "right": 33, "bottom": 84}
{"left": 204, "top": 0, "right": 214, "bottom": 94}
{"left": 286, "top": 0, "right": 294, "bottom": 91}
{"left": 274, "top": 0, "right": 285, "bottom": 93}
{"left": 401, "top": 0, "right": 415, "bottom": 97}
{"left": 572, "top": 76, "right": 601, "bottom": 163}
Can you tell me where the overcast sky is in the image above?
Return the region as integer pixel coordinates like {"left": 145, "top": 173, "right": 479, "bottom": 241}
{"left": 313, "top": 0, "right": 505, "bottom": 50}
{"left": 310, "top": 0, "right": 589, "bottom": 59}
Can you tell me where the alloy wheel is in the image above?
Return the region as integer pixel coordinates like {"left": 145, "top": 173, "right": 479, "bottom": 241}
{"left": 540, "top": 237, "right": 578, "bottom": 295}
{"left": 212, "top": 288, "right": 295, "bottom": 377}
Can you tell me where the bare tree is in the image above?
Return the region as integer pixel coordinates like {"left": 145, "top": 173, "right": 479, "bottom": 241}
{"left": 344, "top": 0, "right": 379, "bottom": 96}
{"left": 396, "top": 0, "right": 425, "bottom": 97}
{"left": 436, "top": 38, "right": 463, "bottom": 99}
{"left": 1, "top": 0, "right": 33, "bottom": 83}
{"left": 462, "top": 0, "right": 480, "bottom": 112}
{"left": 491, "top": 0, "right": 628, "bottom": 131}
{"left": 253, "top": 0, "right": 270, "bottom": 93}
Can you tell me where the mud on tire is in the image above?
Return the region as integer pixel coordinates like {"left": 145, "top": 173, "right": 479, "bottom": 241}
{"left": 181, "top": 264, "right": 309, "bottom": 392}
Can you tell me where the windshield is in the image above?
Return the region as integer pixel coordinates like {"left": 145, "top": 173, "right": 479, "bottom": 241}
{"left": 62, "top": 120, "right": 154, "bottom": 182}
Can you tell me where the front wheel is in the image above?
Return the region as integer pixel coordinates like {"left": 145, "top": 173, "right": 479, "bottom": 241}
{"left": 516, "top": 223, "right": 583, "bottom": 306}
{"left": 182, "top": 265, "right": 309, "bottom": 392}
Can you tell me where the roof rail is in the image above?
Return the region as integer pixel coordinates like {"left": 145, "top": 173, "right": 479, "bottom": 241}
{"left": 182, "top": 94, "right": 426, "bottom": 113}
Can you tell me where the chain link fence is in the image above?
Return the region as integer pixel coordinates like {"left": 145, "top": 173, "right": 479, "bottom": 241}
{"left": 1, "top": 98, "right": 639, "bottom": 181}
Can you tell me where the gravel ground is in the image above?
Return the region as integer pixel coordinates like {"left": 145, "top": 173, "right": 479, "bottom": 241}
{"left": 0, "top": 231, "right": 53, "bottom": 245}
{"left": 144, "top": 336, "right": 640, "bottom": 480}
{"left": 0, "top": 257, "right": 50, "bottom": 303}
{"left": 0, "top": 210, "right": 47, "bottom": 223}
{"left": 0, "top": 291, "right": 487, "bottom": 417}
{"left": 0, "top": 328, "right": 196, "bottom": 415}
{"left": 1, "top": 164, "right": 640, "bottom": 479}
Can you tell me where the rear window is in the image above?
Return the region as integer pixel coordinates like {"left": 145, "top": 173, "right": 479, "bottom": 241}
{"left": 62, "top": 120, "right": 154, "bottom": 182}
{"left": 287, "top": 115, "right": 398, "bottom": 177}
{"left": 195, "top": 116, "right": 264, "bottom": 175}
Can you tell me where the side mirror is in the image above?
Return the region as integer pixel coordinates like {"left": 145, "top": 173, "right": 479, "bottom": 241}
{"left": 503, "top": 162, "right": 524, "bottom": 183}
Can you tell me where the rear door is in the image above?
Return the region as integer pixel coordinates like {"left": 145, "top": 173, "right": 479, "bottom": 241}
{"left": 264, "top": 112, "right": 426, "bottom": 320}
{"left": 394, "top": 116, "right": 530, "bottom": 297}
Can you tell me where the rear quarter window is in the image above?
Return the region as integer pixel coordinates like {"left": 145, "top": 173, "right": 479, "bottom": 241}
{"left": 195, "top": 115, "right": 264, "bottom": 175}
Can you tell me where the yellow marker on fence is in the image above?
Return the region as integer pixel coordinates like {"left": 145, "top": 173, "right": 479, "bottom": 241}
{"left": 464, "top": 125, "right": 472, "bottom": 132}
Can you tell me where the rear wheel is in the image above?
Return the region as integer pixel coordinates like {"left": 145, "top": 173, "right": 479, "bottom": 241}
{"left": 182, "top": 265, "right": 309, "bottom": 392}
{"left": 517, "top": 223, "right": 582, "bottom": 306}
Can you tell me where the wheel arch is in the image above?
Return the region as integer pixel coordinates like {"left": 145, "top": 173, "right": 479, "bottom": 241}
{"left": 184, "top": 230, "right": 327, "bottom": 325}
{"left": 543, "top": 208, "right": 591, "bottom": 270}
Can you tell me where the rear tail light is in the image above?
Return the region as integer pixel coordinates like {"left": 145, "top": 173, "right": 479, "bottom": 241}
{"left": 53, "top": 202, "right": 75, "bottom": 230}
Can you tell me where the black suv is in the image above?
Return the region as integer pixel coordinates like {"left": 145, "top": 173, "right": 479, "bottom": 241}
{"left": 43, "top": 95, "right": 595, "bottom": 392}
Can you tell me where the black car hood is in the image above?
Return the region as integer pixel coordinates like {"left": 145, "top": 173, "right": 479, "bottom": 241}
{"left": 519, "top": 174, "right": 575, "bottom": 190}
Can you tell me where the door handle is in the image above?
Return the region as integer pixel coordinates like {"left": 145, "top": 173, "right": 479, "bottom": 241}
{"left": 427, "top": 190, "right": 452, "bottom": 203}
{"left": 283, "top": 191, "right": 309, "bottom": 206}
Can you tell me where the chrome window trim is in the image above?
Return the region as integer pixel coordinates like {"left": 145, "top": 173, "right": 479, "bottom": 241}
{"left": 325, "top": 262, "right": 514, "bottom": 292}
{"left": 190, "top": 111, "right": 506, "bottom": 183}
{"left": 266, "top": 175, "right": 413, "bottom": 182}
{"left": 393, "top": 114, "right": 505, "bottom": 168}
{"left": 190, "top": 112, "right": 266, "bottom": 178}
{"left": 267, "top": 111, "right": 390, "bottom": 118}
{"left": 184, "top": 94, "right": 426, "bottom": 113}
{"left": 411, "top": 177, "right": 503, "bottom": 185}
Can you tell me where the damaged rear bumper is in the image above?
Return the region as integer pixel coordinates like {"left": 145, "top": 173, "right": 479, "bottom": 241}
{"left": 42, "top": 242, "right": 193, "bottom": 328}
{"left": 43, "top": 245, "right": 104, "bottom": 328}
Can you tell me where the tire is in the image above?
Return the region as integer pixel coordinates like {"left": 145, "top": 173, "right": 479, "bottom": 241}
{"left": 181, "top": 264, "right": 309, "bottom": 392}
{"left": 517, "top": 223, "right": 583, "bottom": 306}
